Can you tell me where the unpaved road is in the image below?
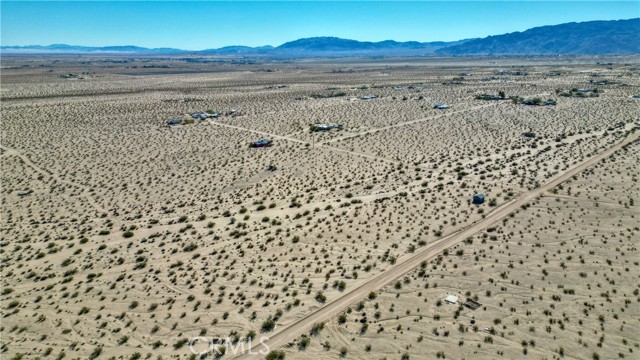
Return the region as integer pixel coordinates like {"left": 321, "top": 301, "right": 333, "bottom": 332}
{"left": 233, "top": 130, "right": 639, "bottom": 359}
{"left": 319, "top": 103, "right": 497, "bottom": 145}
{"left": 208, "top": 121, "right": 309, "bottom": 145}
{"left": 0, "top": 144, "right": 110, "bottom": 216}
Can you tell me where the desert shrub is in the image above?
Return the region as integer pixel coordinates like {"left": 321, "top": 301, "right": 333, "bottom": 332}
{"left": 266, "top": 350, "right": 285, "bottom": 360}
{"left": 315, "top": 291, "right": 327, "bottom": 303}
{"left": 310, "top": 322, "right": 324, "bottom": 336}
{"left": 89, "top": 347, "right": 102, "bottom": 359}
{"left": 261, "top": 317, "right": 276, "bottom": 332}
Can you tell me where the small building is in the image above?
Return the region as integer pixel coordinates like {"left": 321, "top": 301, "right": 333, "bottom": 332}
{"left": 522, "top": 131, "right": 536, "bottom": 138}
{"left": 472, "top": 193, "right": 485, "bottom": 205}
{"left": 445, "top": 295, "right": 459, "bottom": 304}
{"left": 250, "top": 138, "right": 273, "bottom": 148}
{"left": 434, "top": 103, "right": 449, "bottom": 110}
{"left": 167, "top": 119, "right": 182, "bottom": 126}
{"left": 360, "top": 95, "right": 377, "bottom": 100}
{"left": 17, "top": 190, "right": 32, "bottom": 197}
{"left": 464, "top": 298, "right": 482, "bottom": 310}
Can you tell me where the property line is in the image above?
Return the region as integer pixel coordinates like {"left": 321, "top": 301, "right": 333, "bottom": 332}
{"left": 233, "top": 130, "right": 639, "bottom": 359}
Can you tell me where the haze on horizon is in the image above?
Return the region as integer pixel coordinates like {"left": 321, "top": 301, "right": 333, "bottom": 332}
{"left": 1, "top": 1, "right": 638, "bottom": 50}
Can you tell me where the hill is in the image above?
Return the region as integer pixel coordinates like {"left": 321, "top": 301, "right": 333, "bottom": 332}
{"left": 272, "top": 37, "right": 466, "bottom": 56}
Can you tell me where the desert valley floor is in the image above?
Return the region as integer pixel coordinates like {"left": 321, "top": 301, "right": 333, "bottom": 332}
{"left": 1, "top": 55, "right": 639, "bottom": 360}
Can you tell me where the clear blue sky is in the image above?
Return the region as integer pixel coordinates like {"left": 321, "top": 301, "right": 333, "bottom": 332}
{"left": 1, "top": 1, "right": 638, "bottom": 49}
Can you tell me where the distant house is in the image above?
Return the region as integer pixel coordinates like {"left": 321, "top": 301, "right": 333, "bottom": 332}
{"left": 311, "top": 123, "right": 343, "bottom": 132}
{"left": 167, "top": 119, "right": 182, "bottom": 126}
{"left": 250, "top": 138, "right": 273, "bottom": 148}
{"left": 434, "top": 103, "right": 449, "bottom": 110}
{"left": 17, "top": 190, "right": 32, "bottom": 197}
{"left": 360, "top": 95, "right": 377, "bottom": 100}
{"left": 226, "top": 109, "right": 237, "bottom": 116}
{"left": 472, "top": 193, "right": 485, "bottom": 205}
{"left": 522, "top": 131, "right": 536, "bottom": 138}
{"left": 191, "top": 112, "right": 218, "bottom": 120}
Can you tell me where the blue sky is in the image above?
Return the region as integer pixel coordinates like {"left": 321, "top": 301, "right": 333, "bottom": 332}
{"left": 1, "top": 1, "right": 638, "bottom": 49}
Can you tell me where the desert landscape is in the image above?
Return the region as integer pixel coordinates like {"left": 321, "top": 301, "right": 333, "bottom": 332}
{"left": 1, "top": 54, "right": 639, "bottom": 360}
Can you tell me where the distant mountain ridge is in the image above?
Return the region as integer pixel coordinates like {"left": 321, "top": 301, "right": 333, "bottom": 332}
{"left": 272, "top": 37, "right": 468, "bottom": 55}
{"left": 0, "top": 44, "right": 186, "bottom": 54}
{"left": 0, "top": 38, "right": 465, "bottom": 56}
{"left": 2, "top": 18, "right": 638, "bottom": 56}
{"left": 437, "top": 18, "right": 640, "bottom": 55}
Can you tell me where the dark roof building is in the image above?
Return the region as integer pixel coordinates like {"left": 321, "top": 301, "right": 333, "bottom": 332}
{"left": 250, "top": 138, "right": 273, "bottom": 148}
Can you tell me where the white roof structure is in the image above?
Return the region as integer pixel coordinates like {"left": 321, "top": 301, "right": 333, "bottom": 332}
{"left": 445, "top": 295, "right": 459, "bottom": 304}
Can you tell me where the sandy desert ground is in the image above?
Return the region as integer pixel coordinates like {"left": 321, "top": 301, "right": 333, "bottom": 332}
{"left": 1, "top": 54, "right": 639, "bottom": 360}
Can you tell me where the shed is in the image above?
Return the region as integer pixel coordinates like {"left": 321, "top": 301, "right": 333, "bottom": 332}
{"left": 167, "top": 119, "right": 182, "bottom": 126}
{"left": 472, "top": 194, "right": 485, "bottom": 205}
{"left": 445, "top": 295, "right": 459, "bottom": 304}
{"left": 464, "top": 299, "right": 482, "bottom": 310}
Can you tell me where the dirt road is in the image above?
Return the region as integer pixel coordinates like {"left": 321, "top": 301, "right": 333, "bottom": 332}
{"left": 233, "top": 130, "right": 639, "bottom": 359}
{"left": 0, "top": 144, "right": 110, "bottom": 216}
{"left": 320, "top": 103, "right": 496, "bottom": 145}
{"left": 208, "top": 121, "right": 309, "bottom": 145}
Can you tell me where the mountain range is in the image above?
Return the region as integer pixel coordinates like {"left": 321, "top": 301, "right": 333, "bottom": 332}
{"left": 437, "top": 18, "right": 640, "bottom": 55}
{"left": 2, "top": 18, "right": 638, "bottom": 56}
